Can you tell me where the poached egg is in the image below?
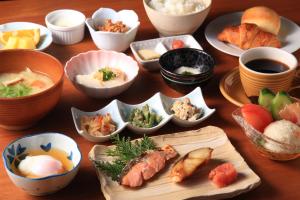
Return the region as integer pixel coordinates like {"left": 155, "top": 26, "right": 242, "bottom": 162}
{"left": 18, "top": 155, "right": 65, "bottom": 178}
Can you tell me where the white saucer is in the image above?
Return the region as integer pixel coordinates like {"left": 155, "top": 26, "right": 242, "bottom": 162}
{"left": 205, "top": 12, "right": 300, "bottom": 57}
{"left": 0, "top": 22, "right": 52, "bottom": 51}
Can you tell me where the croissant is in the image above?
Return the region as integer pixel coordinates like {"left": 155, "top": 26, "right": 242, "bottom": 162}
{"left": 217, "top": 23, "right": 281, "bottom": 50}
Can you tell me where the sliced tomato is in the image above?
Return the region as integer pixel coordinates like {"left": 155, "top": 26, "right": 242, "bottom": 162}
{"left": 241, "top": 104, "right": 273, "bottom": 133}
{"left": 172, "top": 39, "right": 185, "bottom": 49}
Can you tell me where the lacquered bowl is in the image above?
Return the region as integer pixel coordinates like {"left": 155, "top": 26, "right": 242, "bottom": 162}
{"left": 0, "top": 50, "right": 64, "bottom": 130}
{"left": 2, "top": 133, "right": 81, "bottom": 195}
{"left": 143, "top": 0, "right": 211, "bottom": 36}
{"left": 65, "top": 50, "right": 139, "bottom": 98}
{"left": 159, "top": 48, "right": 214, "bottom": 93}
{"left": 232, "top": 108, "right": 300, "bottom": 161}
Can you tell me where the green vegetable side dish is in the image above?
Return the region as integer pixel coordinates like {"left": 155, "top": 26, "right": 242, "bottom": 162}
{"left": 94, "top": 134, "right": 157, "bottom": 181}
{"left": 99, "top": 67, "right": 117, "bottom": 81}
{"left": 0, "top": 83, "right": 32, "bottom": 98}
{"left": 128, "top": 104, "right": 163, "bottom": 128}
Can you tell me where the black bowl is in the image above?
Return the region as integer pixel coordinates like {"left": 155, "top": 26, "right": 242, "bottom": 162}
{"left": 159, "top": 48, "right": 215, "bottom": 82}
{"left": 160, "top": 70, "right": 213, "bottom": 93}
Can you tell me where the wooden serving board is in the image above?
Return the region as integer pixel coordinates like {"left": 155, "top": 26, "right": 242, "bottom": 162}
{"left": 89, "top": 126, "right": 261, "bottom": 200}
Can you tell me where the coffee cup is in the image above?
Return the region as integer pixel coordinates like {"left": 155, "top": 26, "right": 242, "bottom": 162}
{"left": 239, "top": 47, "right": 298, "bottom": 97}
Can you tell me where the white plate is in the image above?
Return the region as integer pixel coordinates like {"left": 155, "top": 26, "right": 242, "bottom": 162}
{"left": 205, "top": 12, "right": 300, "bottom": 57}
{"left": 0, "top": 22, "right": 52, "bottom": 51}
{"left": 130, "top": 34, "right": 203, "bottom": 71}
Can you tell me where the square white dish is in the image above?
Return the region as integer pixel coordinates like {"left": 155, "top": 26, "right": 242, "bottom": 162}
{"left": 71, "top": 100, "right": 127, "bottom": 142}
{"left": 130, "top": 34, "right": 203, "bottom": 71}
{"left": 160, "top": 87, "right": 215, "bottom": 127}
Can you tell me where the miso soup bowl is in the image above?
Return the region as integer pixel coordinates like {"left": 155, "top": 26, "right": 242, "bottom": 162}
{"left": 2, "top": 133, "right": 81, "bottom": 196}
{"left": 0, "top": 49, "right": 64, "bottom": 130}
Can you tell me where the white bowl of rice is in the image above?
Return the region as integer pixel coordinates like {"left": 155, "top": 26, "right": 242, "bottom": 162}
{"left": 143, "top": 0, "right": 212, "bottom": 36}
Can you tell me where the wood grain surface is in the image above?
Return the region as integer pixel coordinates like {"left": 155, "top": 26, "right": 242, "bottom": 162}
{"left": 89, "top": 126, "right": 261, "bottom": 200}
{"left": 0, "top": 0, "right": 300, "bottom": 200}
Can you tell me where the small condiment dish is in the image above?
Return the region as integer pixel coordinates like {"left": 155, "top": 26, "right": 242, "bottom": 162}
{"left": 65, "top": 50, "right": 139, "bottom": 98}
{"left": 117, "top": 93, "right": 172, "bottom": 134}
{"left": 0, "top": 22, "right": 52, "bottom": 51}
{"left": 45, "top": 9, "right": 86, "bottom": 45}
{"left": 2, "top": 133, "right": 81, "bottom": 196}
{"left": 71, "top": 100, "right": 128, "bottom": 142}
{"left": 130, "top": 34, "right": 202, "bottom": 71}
{"left": 160, "top": 87, "right": 215, "bottom": 127}
{"left": 86, "top": 8, "right": 140, "bottom": 52}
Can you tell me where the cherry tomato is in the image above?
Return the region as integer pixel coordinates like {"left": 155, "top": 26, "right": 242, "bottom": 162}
{"left": 241, "top": 104, "right": 273, "bottom": 133}
{"left": 172, "top": 40, "right": 185, "bottom": 49}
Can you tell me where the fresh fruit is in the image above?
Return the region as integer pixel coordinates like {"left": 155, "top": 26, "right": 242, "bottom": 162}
{"left": 271, "top": 91, "right": 293, "bottom": 120}
{"left": 172, "top": 39, "right": 185, "bottom": 49}
{"left": 4, "top": 36, "right": 35, "bottom": 49}
{"left": 0, "top": 29, "right": 40, "bottom": 49}
{"left": 279, "top": 102, "right": 300, "bottom": 125}
{"left": 258, "top": 88, "right": 275, "bottom": 111}
{"left": 241, "top": 104, "right": 273, "bottom": 132}
{"left": 208, "top": 162, "right": 237, "bottom": 188}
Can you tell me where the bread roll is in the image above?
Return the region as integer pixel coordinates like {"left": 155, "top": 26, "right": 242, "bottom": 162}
{"left": 241, "top": 6, "right": 281, "bottom": 35}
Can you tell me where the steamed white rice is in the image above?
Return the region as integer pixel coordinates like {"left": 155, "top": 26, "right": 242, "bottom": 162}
{"left": 148, "top": 0, "right": 207, "bottom": 15}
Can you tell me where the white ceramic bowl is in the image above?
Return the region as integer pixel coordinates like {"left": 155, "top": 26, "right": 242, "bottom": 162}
{"left": 65, "top": 50, "right": 139, "bottom": 98}
{"left": 160, "top": 87, "right": 215, "bottom": 127}
{"left": 2, "top": 133, "right": 81, "bottom": 196}
{"left": 86, "top": 8, "right": 140, "bottom": 52}
{"left": 143, "top": 0, "right": 211, "bottom": 36}
{"left": 117, "top": 93, "right": 172, "bottom": 134}
{"left": 71, "top": 100, "right": 128, "bottom": 142}
{"left": 45, "top": 9, "right": 86, "bottom": 45}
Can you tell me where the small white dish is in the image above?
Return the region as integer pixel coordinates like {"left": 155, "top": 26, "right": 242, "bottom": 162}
{"left": 0, "top": 22, "right": 52, "bottom": 51}
{"left": 160, "top": 87, "right": 215, "bottom": 127}
{"left": 86, "top": 8, "right": 140, "bottom": 52}
{"left": 70, "top": 87, "right": 214, "bottom": 140}
{"left": 205, "top": 12, "right": 300, "bottom": 57}
{"left": 71, "top": 100, "right": 127, "bottom": 143}
{"left": 117, "top": 93, "right": 172, "bottom": 134}
{"left": 65, "top": 50, "right": 139, "bottom": 98}
{"left": 130, "top": 34, "right": 203, "bottom": 71}
{"left": 2, "top": 133, "right": 81, "bottom": 196}
{"left": 45, "top": 9, "right": 86, "bottom": 45}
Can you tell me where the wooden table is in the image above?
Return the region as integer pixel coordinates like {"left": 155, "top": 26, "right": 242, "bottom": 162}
{"left": 0, "top": 0, "right": 299, "bottom": 199}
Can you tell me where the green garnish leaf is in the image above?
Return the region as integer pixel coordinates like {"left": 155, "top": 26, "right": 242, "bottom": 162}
{"left": 99, "top": 67, "right": 117, "bottom": 81}
{"left": 0, "top": 83, "right": 32, "bottom": 98}
{"left": 95, "top": 134, "right": 157, "bottom": 181}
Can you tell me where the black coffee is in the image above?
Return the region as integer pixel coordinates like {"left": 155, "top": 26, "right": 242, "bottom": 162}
{"left": 245, "top": 59, "right": 289, "bottom": 73}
